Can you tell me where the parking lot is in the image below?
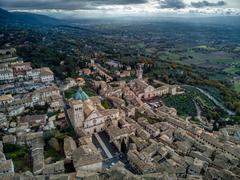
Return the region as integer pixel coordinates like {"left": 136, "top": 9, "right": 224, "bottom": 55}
{"left": 143, "top": 97, "right": 164, "bottom": 111}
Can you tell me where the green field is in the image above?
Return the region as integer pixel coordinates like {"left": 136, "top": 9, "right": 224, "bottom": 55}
{"left": 159, "top": 52, "right": 180, "bottom": 62}
{"left": 208, "top": 73, "right": 227, "bottom": 81}
{"left": 234, "top": 81, "right": 240, "bottom": 93}
{"left": 224, "top": 67, "right": 240, "bottom": 74}
{"left": 158, "top": 49, "right": 239, "bottom": 68}
{"left": 195, "top": 45, "right": 216, "bottom": 51}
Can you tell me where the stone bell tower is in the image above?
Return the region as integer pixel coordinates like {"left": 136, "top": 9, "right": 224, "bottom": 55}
{"left": 136, "top": 63, "right": 143, "bottom": 79}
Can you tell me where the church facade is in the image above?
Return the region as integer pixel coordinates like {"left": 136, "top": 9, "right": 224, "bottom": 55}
{"left": 67, "top": 88, "right": 120, "bottom": 135}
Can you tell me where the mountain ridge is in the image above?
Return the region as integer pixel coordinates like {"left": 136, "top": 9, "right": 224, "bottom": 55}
{"left": 0, "top": 8, "right": 63, "bottom": 26}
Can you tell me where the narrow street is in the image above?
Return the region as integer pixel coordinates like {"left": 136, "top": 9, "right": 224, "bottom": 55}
{"left": 194, "top": 101, "right": 203, "bottom": 122}
{"left": 94, "top": 133, "right": 113, "bottom": 158}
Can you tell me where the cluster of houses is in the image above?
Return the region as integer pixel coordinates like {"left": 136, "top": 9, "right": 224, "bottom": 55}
{"left": 0, "top": 49, "right": 239, "bottom": 179}
{"left": 0, "top": 61, "right": 54, "bottom": 83}
{"left": 0, "top": 48, "right": 54, "bottom": 83}
{"left": 0, "top": 48, "right": 61, "bottom": 118}
{"left": 0, "top": 47, "right": 68, "bottom": 178}
{"left": 62, "top": 60, "right": 240, "bottom": 179}
{"left": 64, "top": 77, "right": 240, "bottom": 179}
{"left": 0, "top": 85, "right": 63, "bottom": 117}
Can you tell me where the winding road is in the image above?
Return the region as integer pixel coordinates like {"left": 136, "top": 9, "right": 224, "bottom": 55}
{"left": 195, "top": 87, "right": 236, "bottom": 116}
{"left": 185, "top": 85, "right": 236, "bottom": 116}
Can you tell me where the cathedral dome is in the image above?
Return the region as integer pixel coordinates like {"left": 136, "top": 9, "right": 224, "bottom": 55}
{"left": 74, "top": 88, "right": 89, "bottom": 101}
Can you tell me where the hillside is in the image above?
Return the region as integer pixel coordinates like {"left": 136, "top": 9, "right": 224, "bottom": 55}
{"left": 0, "top": 8, "right": 63, "bottom": 26}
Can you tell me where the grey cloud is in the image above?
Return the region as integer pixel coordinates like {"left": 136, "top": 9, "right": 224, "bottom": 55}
{"left": 0, "top": 0, "right": 148, "bottom": 10}
{"left": 160, "top": 0, "right": 186, "bottom": 9}
{"left": 191, "top": 1, "right": 226, "bottom": 8}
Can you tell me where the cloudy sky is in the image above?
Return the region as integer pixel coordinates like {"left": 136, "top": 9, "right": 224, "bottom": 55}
{"left": 1, "top": 0, "right": 240, "bottom": 18}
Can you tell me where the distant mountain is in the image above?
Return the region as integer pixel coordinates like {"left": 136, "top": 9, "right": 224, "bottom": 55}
{"left": 0, "top": 7, "right": 14, "bottom": 19}
{"left": 0, "top": 8, "right": 63, "bottom": 26}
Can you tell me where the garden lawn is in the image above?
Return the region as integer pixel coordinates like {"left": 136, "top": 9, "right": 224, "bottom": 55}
{"left": 64, "top": 86, "right": 78, "bottom": 99}
{"left": 3, "top": 144, "right": 30, "bottom": 172}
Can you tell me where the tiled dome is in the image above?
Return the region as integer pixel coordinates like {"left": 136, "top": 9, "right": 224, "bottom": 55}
{"left": 74, "top": 88, "right": 89, "bottom": 101}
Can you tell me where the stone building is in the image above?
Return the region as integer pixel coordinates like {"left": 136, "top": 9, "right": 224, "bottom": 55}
{"left": 64, "top": 136, "right": 77, "bottom": 160}
{"left": 129, "top": 79, "right": 177, "bottom": 100}
{"left": 42, "top": 160, "right": 65, "bottom": 175}
{"left": 11, "top": 62, "right": 32, "bottom": 73}
{"left": 136, "top": 63, "right": 143, "bottom": 79}
{"left": 0, "top": 94, "right": 13, "bottom": 105}
{"left": 72, "top": 143, "right": 103, "bottom": 172}
{"left": 39, "top": 67, "right": 54, "bottom": 83}
{"left": 0, "top": 68, "right": 14, "bottom": 81}
{"left": 0, "top": 159, "right": 14, "bottom": 176}
{"left": 67, "top": 99, "right": 84, "bottom": 133}
{"left": 67, "top": 88, "right": 120, "bottom": 135}
{"left": 25, "top": 132, "right": 44, "bottom": 175}
{"left": 129, "top": 79, "right": 156, "bottom": 99}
